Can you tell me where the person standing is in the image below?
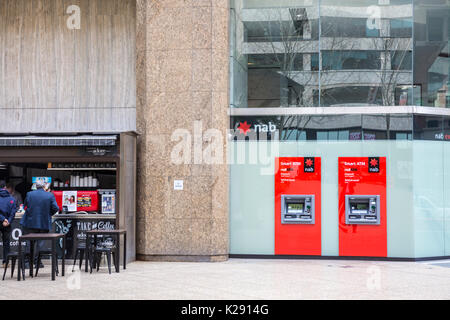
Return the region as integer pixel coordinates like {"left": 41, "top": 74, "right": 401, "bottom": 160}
{"left": 21, "top": 180, "right": 59, "bottom": 267}
{"left": 0, "top": 180, "right": 16, "bottom": 267}
{"left": 6, "top": 182, "right": 23, "bottom": 211}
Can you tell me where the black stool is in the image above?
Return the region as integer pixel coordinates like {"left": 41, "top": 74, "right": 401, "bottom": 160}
{"left": 89, "top": 236, "right": 117, "bottom": 274}
{"left": 90, "top": 247, "right": 117, "bottom": 274}
{"left": 35, "top": 250, "right": 59, "bottom": 277}
{"left": 72, "top": 242, "right": 87, "bottom": 272}
{"left": 3, "top": 252, "right": 30, "bottom": 280}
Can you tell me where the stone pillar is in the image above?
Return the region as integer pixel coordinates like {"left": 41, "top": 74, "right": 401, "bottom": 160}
{"left": 136, "top": 0, "right": 229, "bottom": 262}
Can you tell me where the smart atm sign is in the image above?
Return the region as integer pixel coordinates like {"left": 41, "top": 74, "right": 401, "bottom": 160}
{"left": 338, "top": 157, "right": 387, "bottom": 257}
{"left": 275, "top": 157, "right": 322, "bottom": 256}
{"left": 278, "top": 158, "right": 316, "bottom": 182}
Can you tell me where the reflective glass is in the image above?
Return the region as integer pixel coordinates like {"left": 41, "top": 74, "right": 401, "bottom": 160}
{"left": 231, "top": 114, "right": 414, "bottom": 141}
{"left": 413, "top": 1, "right": 450, "bottom": 107}
{"left": 413, "top": 115, "right": 444, "bottom": 140}
{"left": 231, "top": 0, "right": 319, "bottom": 108}
{"left": 231, "top": 0, "right": 422, "bottom": 108}
{"left": 319, "top": 0, "right": 413, "bottom": 106}
{"left": 231, "top": 0, "right": 450, "bottom": 111}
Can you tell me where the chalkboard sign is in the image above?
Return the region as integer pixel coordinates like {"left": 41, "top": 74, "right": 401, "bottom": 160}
{"left": 0, "top": 218, "right": 27, "bottom": 260}
{"left": 54, "top": 216, "right": 116, "bottom": 259}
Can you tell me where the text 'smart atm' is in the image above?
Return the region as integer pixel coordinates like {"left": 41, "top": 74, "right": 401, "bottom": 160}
{"left": 338, "top": 157, "right": 387, "bottom": 257}
{"left": 275, "top": 157, "right": 321, "bottom": 255}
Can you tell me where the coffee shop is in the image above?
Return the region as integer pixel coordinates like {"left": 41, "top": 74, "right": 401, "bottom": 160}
{"left": 0, "top": 133, "right": 136, "bottom": 263}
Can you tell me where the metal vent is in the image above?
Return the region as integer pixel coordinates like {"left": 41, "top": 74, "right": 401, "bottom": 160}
{"left": 0, "top": 135, "right": 117, "bottom": 147}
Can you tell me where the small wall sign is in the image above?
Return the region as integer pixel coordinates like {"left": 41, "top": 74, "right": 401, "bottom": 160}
{"left": 174, "top": 180, "right": 184, "bottom": 191}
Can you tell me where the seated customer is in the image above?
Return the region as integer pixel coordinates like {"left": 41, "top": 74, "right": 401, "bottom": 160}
{"left": 21, "top": 180, "right": 59, "bottom": 268}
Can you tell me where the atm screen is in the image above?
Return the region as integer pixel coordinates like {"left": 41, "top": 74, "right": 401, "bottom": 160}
{"left": 287, "top": 203, "right": 303, "bottom": 212}
{"left": 356, "top": 203, "right": 368, "bottom": 210}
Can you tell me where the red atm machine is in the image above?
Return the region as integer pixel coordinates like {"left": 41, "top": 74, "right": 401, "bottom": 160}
{"left": 275, "top": 157, "right": 321, "bottom": 255}
{"left": 338, "top": 157, "right": 387, "bottom": 257}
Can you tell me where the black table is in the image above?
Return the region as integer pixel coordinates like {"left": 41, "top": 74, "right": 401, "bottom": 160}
{"left": 84, "top": 229, "right": 127, "bottom": 273}
{"left": 18, "top": 233, "right": 66, "bottom": 281}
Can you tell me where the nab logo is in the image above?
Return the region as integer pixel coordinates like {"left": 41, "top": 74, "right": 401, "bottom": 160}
{"left": 368, "top": 157, "right": 380, "bottom": 173}
{"left": 304, "top": 157, "right": 315, "bottom": 173}
{"left": 237, "top": 121, "right": 251, "bottom": 134}
{"left": 237, "top": 121, "right": 277, "bottom": 135}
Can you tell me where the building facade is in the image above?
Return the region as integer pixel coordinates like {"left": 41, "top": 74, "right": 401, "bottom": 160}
{"left": 1, "top": 0, "right": 449, "bottom": 261}
{"left": 229, "top": 0, "right": 450, "bottom": 259}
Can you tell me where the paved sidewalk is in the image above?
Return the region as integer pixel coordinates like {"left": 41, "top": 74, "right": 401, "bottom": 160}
{"left": 0, "top": 259, "right": 449, "bottom": 299}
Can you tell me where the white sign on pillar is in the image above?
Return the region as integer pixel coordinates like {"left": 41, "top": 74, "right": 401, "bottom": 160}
{"left": 174, "top": 180, "right": 184, "bottom": 191}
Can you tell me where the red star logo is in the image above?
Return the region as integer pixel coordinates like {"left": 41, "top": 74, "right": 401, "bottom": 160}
{"left": 370, "top": 158, "right": 378, "bottom": 167}
{"left": 305, "top": 159, "right": 313, "bottom": 167}
{"left": 238, "top": 121, "right": 251, "bottom": 135}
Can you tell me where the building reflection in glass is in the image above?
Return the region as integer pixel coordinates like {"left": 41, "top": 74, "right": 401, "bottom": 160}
{"left": 231, "top": 0, "right": 449, "bottom": 108}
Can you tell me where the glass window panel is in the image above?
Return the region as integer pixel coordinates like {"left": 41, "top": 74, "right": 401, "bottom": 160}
{"left": 229, "top": 0, "right": 450, "bottom": 109}
{"left": 322, "top": 51, "right": 381, "bottom": 70}
{"left": 413, "top": 0, "right": 450, "bottom": 107}
{"left": 232, "top": 0, "right": 319, "bottom": 108}
{"left": 320, "top": 0, "right": 413, "bottom": 106}
{"left": 444, "top": 116, "right": 450, "bottom": 141}
{"left": 320, "top": 86, "right": 383, "bottom": 107}
{"left": 338, "top": 130, "right": 350, "bottom": 140}
{"left": 328, "top": 131, "right": 338, "bottom": 140}
{"left": 391, "top": 19, "right": 413, "bottom": 38}
{"left": 391, "top": 51, "right": 412, "bottom": 71}
{"left": 413, "top": 115, "right": 444, "bottom": 140}
{"left": 317, "top": 131, "right": 328, "bottom": 140}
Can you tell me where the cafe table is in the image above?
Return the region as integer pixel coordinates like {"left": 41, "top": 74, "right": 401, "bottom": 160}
{"left": 18, "top": 233, "right": 66, "bottom": 281}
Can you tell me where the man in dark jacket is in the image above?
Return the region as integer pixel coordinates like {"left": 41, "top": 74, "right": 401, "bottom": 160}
{"left": 21, "top": 181, "right": 59, "bottom": 232}
{"left": 21, "top": 181, "right": 59, "bottom": 267}
{"left": 0, "top": 180, "right": 16, "bottom": 266}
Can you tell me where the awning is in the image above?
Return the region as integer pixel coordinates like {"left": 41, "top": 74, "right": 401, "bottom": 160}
{"left": 0, "top": 135, "right": 117, "bottom": 147}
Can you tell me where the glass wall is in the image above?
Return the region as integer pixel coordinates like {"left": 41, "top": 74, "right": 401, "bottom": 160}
{"left": 229, "top": 140, "right": 417, "bottom": 257}
{"left": 231, "top": 0, "right": 450, "bottom": 108}
{"left": 229, "top": 0, "right": 450, "bottom": 259}
{"left": 414, "top": 1, "right": 450, "bottom": 107}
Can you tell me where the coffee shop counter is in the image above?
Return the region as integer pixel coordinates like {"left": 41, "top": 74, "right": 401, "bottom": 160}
{"left": 53, "top": 213, "right": 116, "bottom": 259}
{"left": 0, "top": 213, "right": 116, "bottom": 260}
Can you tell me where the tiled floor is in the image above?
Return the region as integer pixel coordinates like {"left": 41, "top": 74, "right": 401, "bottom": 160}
{"left": 1, "top": 259, "right": 449, "bottom": 300}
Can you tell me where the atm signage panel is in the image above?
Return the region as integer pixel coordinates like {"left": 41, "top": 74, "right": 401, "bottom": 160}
{"left": 338, "top": 157, "right": 387, "bottom": 257}
{"left": 275, "top": 157, "right": 321, "bottom": 255}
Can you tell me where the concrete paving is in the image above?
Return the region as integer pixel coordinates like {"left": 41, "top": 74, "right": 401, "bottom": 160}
{"left": 0, "top": 258, "right": 449, "bottom": 300}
